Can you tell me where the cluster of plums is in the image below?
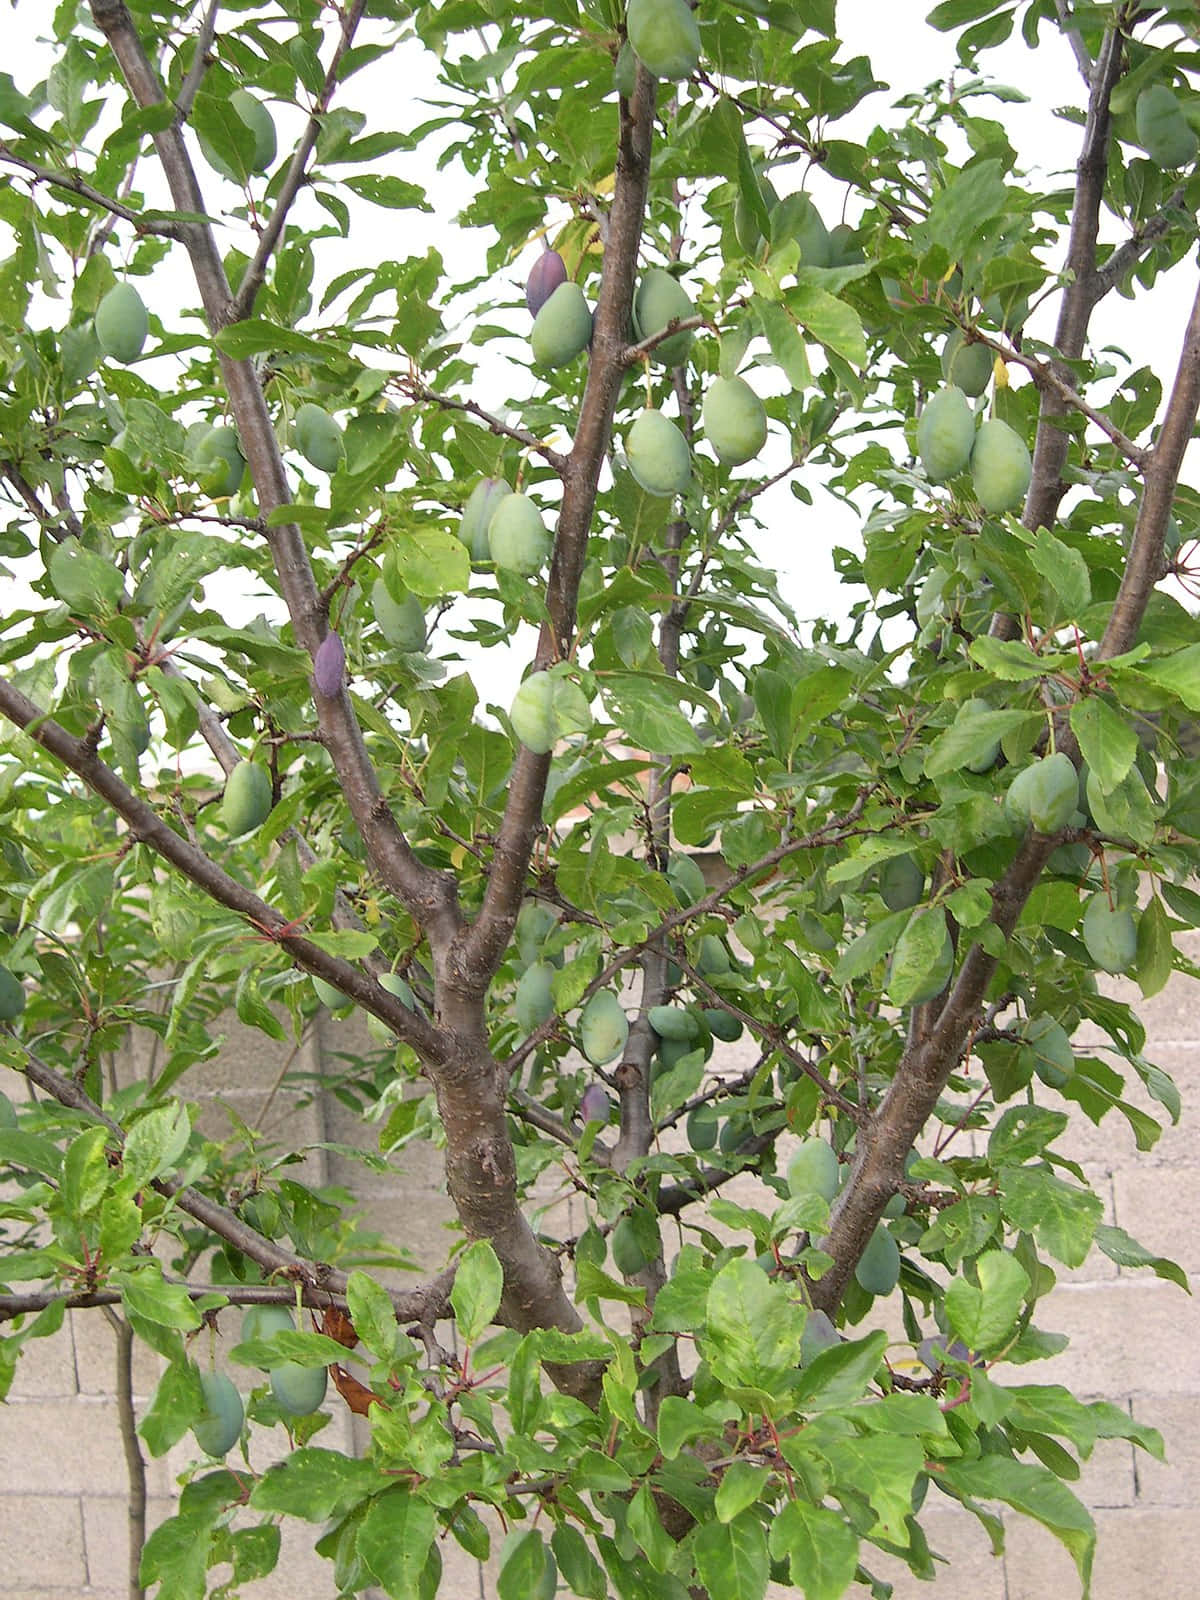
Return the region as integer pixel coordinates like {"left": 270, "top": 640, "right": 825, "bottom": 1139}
{"left": 191, "top": 1304, "right": 329, "bottom": 1458}
{"left": 527, "top": 248, "right": 770, "bottom": 485}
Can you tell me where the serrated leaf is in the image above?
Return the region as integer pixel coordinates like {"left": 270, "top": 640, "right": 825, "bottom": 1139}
{"left": 694, "top": 1512, "right": 769, "bottom": 1600}
{"left": 356, "top": 1486, "right": 437, "bottom": 1599}
{"left": 945, "top": 1250, "right": 1030, "bottom": 1353}
{"left": 767, "top": 1500, "right": 858, "bottom": 1600}
{"left": 250, "top": 1449, "right": 379, "bottom": 1521}
{"left": 1070, "top": 697, "right": 1137, "bottom": 794}
{"left": 941, "top": 1455, "right": 1094, "bottom": 1590}
{"left": 346, "top": 1270, "right": 401, "bottom": 1363}
{"left": 450, "top": 1239, "right": 503, "bottom": 1344}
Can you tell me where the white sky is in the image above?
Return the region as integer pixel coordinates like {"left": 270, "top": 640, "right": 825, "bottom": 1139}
{"left": 3, "top": 3, "right": 1197, "bottom": 716}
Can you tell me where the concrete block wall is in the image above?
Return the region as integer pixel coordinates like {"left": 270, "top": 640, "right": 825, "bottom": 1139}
{"left": 1, "top": 943, "right": 1197, "bottom": 1598}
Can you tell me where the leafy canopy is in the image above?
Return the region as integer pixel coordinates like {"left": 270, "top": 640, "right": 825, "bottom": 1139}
{"left": 0, "top": 1, "right": 1197, "bottom": 1597}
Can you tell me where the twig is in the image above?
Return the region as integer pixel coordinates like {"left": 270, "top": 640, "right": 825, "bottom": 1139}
{"left": 229, "top": 0, "right": 369, "bottom": 319}
{"left": 0, "top": 141, "right": 182, "bottom": 237}
{"left": 1053, "top": 0, "right": 1094, "bottom": 85}
{"left": 100, "top": 1308, "right": 147, "bottom": 1600}
{"left": 395, "top": 375, "right": 569, "bottom": 473}
{"left": 968, "top": 329, "right": 1149, "bottom": 467}
{"left": 9, "top": 1044, "right": 457, "bottom": 1324}
{"left": 175, "top": 0, "right": 221, "bottom": 119}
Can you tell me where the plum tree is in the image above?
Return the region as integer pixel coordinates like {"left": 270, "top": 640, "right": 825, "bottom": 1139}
{"left": 1, "top": 5, "right": 1197, "bottom": 1599}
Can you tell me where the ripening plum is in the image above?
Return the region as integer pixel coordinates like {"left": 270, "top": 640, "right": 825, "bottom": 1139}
{"left": 701, "top": 375, "right": 768, "bottom": 467}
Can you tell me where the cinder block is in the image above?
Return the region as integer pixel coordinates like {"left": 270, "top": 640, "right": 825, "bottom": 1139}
{"left": 1113, "top": 1165, "right": 1200, "bottom": 1275}
{"left": 1033, "top": 1278, "right": 1200, "bottom": 1397}
{"left": 1006, "top": 1505, "right": 1200, "bottom": 1598}
{"left": 834, "top": 1501, "right": 1006, "bottom": 1599}
{"left": 6, "top": 1317, "right": 78, "bottom": 1399}
{"left": 72, "top": 1308, "right": 163, "bottom": 1400}
{"left": 0, "top": 1397, "right": 171, "bottom": 1497}
{"left": 0, "top": 1493, "right": 86, "bottom": 1589}
{"left": 1050, "top": 1041, "right": 1198, "bottom": 1169}
{"left": 1131, "top": 1392, "right": 1200, "bottom": 1506}
{"left": 81, "top": 1495, "right": 175, "bottom": 1590}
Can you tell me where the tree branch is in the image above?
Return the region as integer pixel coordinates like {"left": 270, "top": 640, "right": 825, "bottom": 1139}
{"left": 13, "top": 1044, "right": 456, "bottom": 1324}
{"left": 229, "top": 0, "right": 368, "bottom": 321}
{"left": 101, "top": 1308, "right": 146, "bottom": 1600}
{"left": 454, "top": 68, "right": 661, "bottom": 986}
{"left": 0, "top": 141, "right": 182, "bottom": 237}
{"left": 396, "top": 375, "right": 569, "bottom": 473}
{"left": 0, "top": 678, "right": 450, "bottom": 1063}
{"left": 1101, "top": 275, "right": 1200, "bottom": 656}
{"left": 88, "top": 0, "right": 459, "bottom": 942}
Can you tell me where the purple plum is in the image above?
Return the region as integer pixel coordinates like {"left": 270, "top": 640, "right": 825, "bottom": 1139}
{"left": 580, "top": 1083, "right": 611, "bottom": 1126}
{"left": 313, "top": 630, "right": 345, "bottom": 697}
{"left": 526, "top": 247, "right": 568, "bottom": 317}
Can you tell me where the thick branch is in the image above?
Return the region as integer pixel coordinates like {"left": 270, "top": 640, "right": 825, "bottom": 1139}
{"left": 455, "top": 69, "right": 660, "bottom": 987}
{"left": 1101, "top": 275, "right": 1200, "bottom": 656}
{"left": 88, "top": 0, "right": 458, "bottom": 940}
{"left": 0, "top": 679, "right": 450, "bottom": 1063}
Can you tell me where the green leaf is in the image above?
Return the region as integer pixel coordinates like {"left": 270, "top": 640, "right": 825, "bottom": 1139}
{"left": 345, "top": 175, "right": 431, "bottom": 210}
{"left": 793, "top": 1329, "right": 888, "bottom": 1411}
{"left": 968, "top": 635, "right": 1054, "bottom": 680}
{"left": 386, "top": 524, "right": 470, "bottom": 598}
{"left": 945, "top": 1249, "right": 1030, "bottom": 1353}
{"left": 1139, "top": 642, "right": 1200, "bottom": 710}
{"left": 139, "top": 1511, "right": 214, "bottom": 1600}
{"left": 48, "top": 538, "right": 125, "bottom": 616}
{"left": 657, "top": 1395, "right": 720, "bottom": 1459}
{"left": 139, "top": 1360, "right": 204, "bottom": 1457}
{"left": 704, "top": 1259, "right": 805, "bottom": 1393}
{"left": 767, "top": 1500, "right": 858, "bottom": 1600}
{"left": 1135, "top": 894, "right": 1174, "bottom": 999}
{"left": 1000, "top": 1167, "right": 1103, "bottom": 1268}
{"left": 693, "top": 1512, "right": 769, "bottom": 1600}
{"left": 926, "top": 709, "right": 1040, "bottom": 778}
{"left": 715, "top": 1461, "right": 771, "bottom": 1523}
{"left": 357, "top": 1487, "right": 437, "bottom": 1600}
{"left": 1093, "top": 1223, "right": 1190, "bottom": 1291}
{"left": 1070, "top": 697, "right": 1137, "bottom": 794}
{"left": 788, "top": 283, "right": 866, "bottom": 368}
{"left": 498, "top": 1529, "right": 552, "bottom": 1600}
{"left": 941, "top": 1455, "right": 1094, "bottom": 1590}
{"left": 346, "top": 1270, "right": 401, "bottom": 1363}
{"left": 1026, "top": 528, "right": 1091, "bottom": 620}
{"left": 116, "top": 1264, "right": 203, "bottom": 1331}
{"left": 121, "top": 1102, "right": 190, "bottom": 1190}
{"left": 251, "top": 1449, "right": 380, "bottom": 1521}
{"left": 601, "top": 678, "right": 704, "bottom": 756}
{"left": 832, "top": 908, "right": 912, "bottom": 985}
{"left": 450, "top": 1239, "right": 504, "bottom": 1344}
{"left": 754, "top": 297, "right": 812, "bottom": 390}
{"left": 213, "top": 318, "right": 332, "bottom": 361}
{"left": 822, "top": 1432, "right": 926, "bottom": 1539}
{"left": 922, "top": 160, "right": 1007, "bottom": 260}
{"left": 552, "top": 1525, "right": 607, "bottom": 1600}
